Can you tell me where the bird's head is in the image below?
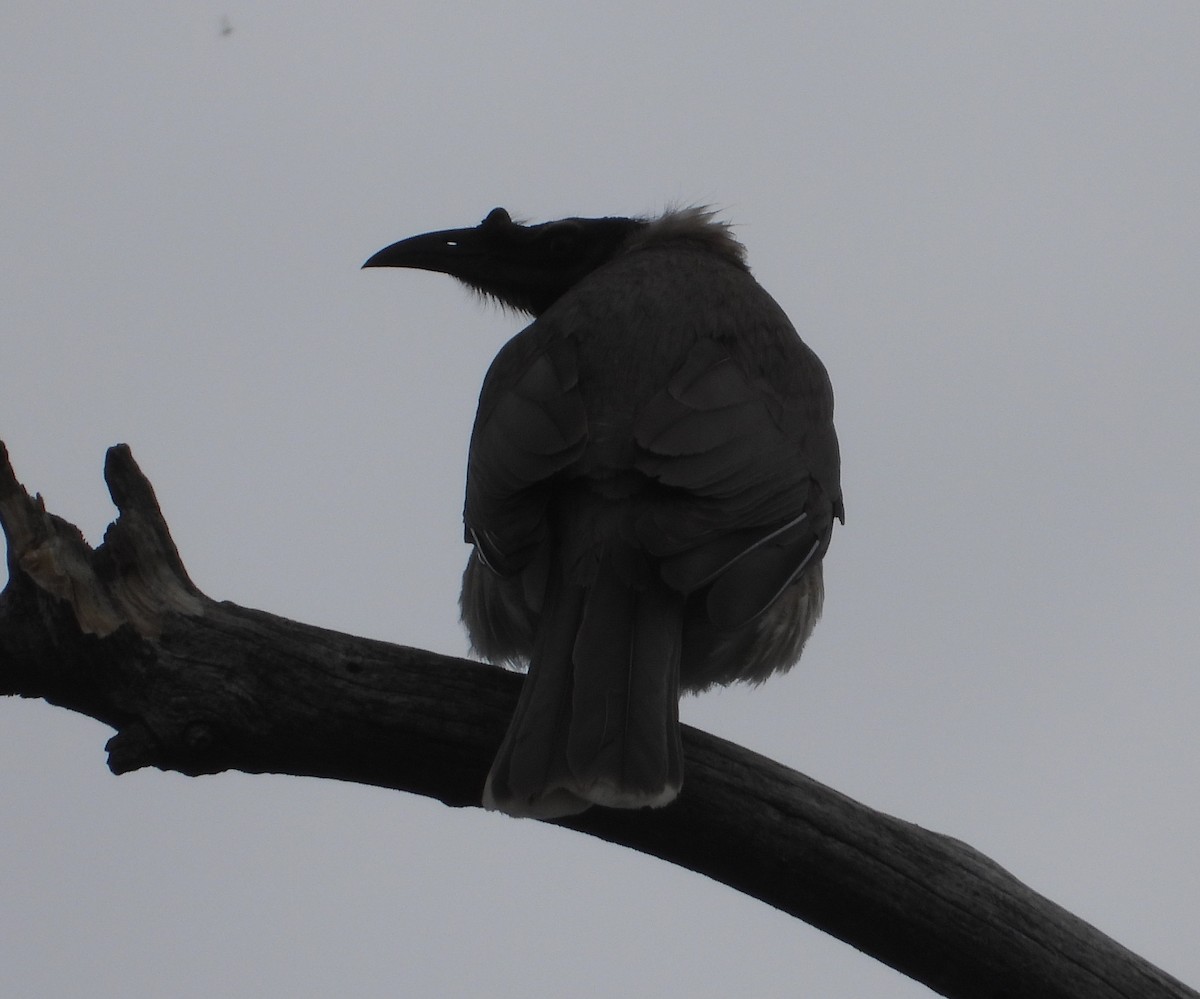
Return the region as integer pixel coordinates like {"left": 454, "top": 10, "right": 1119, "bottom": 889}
{"left": 363, "top": 207, "right": 647, "bottom": 316}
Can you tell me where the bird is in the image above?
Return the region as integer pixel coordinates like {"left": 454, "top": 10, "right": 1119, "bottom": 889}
{"left": 364, "top": 206, "right": 842, "bottom": 818}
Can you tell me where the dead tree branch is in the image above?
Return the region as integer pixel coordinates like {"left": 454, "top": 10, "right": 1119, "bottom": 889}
{"left": 0, "top": 440, "right": 1194, "bottom": 999}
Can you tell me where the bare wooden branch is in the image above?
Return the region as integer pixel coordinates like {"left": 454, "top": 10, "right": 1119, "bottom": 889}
{"left": 1, "top": 441, "right": 1194, "bottom": 999}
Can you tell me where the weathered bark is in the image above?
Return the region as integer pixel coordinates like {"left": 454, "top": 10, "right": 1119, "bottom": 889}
{"left": 0, "top": 440, "right": 1194, "bottom": 999}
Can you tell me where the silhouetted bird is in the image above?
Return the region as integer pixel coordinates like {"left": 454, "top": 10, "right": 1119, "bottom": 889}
{"left": 364, "top": 207, "right": 842, "bottom": 817}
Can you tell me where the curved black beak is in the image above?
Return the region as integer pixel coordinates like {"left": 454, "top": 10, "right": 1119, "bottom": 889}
{"left": 362, "top": 226, "right": 485, "bottom": 273}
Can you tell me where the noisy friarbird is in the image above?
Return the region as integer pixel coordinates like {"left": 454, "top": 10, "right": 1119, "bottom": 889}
{"left": 364, "top": 207, "right": 842, "bottom": 818}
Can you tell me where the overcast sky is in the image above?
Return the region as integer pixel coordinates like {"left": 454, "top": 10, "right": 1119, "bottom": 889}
{"left": 2, "top": 4, "right": 1198, "bottom": 997}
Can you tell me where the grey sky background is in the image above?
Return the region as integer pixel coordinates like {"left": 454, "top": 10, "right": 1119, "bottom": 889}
{"left": 2, "top": 3, "right": 1197, "bottom": 997}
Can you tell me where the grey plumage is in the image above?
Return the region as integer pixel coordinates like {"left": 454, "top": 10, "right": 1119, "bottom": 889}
{"left": 365, "top": 207, "right": 842, "bottom": 817}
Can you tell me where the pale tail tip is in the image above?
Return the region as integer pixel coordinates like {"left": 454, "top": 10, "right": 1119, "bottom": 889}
{"left": 483, "top": 774, "right": 681, "bottom": 819}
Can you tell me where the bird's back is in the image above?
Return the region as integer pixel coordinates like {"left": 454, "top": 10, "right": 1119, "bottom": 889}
{"left": 464, "top": 231, "right": 841, "bottom": 688}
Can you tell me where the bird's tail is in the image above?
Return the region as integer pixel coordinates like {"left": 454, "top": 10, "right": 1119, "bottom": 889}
{"left": 483, "top": 556, "right": 684, "bottom": 818}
